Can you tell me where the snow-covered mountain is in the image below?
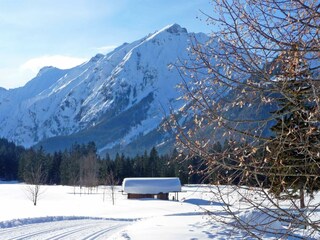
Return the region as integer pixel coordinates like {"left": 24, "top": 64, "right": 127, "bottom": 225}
{"left": 0, "top": 24, "right": 208, "bottom": 156}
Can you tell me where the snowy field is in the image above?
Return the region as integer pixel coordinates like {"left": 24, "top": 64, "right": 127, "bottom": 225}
{"left": 0, "top": 182, "right": 318, "bottom": 239}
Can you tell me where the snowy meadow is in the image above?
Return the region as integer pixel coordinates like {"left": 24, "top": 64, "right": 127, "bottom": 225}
{"left": 0, "top": 182, "right": 319, "bottom": 239}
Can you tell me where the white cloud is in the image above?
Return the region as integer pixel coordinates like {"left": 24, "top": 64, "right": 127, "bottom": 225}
{"left": 20, "top": 55, "right": 88, "bottom": 73}
{"left": 0, "top": 55, "right": 88, "bottom": 89}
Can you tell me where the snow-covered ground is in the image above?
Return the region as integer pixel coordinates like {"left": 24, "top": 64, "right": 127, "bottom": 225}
{"left": 0, "top": 182, "right": 318, "bottom": 239}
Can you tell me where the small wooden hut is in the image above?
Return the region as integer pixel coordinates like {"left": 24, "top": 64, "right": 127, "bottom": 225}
{"left": 122, "top": 177, "right": 181, "bottom": 200}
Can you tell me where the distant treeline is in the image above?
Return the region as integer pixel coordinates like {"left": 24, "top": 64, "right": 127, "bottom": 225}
{"left": 0, "top": 138, "right": 206, "bottom": 185}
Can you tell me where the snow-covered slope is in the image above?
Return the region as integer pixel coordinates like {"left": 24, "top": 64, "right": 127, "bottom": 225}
{"left": 0, "top": 24, "right": 208, "bottom": 154}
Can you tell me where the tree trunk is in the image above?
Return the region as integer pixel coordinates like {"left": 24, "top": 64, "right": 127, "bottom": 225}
{"left": 300, "top": 186, "right": 305, "bottom": 209}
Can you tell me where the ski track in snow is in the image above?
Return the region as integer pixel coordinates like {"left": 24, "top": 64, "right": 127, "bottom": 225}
{"left": 0, "top": 219, "right": 129, "bottom": 240}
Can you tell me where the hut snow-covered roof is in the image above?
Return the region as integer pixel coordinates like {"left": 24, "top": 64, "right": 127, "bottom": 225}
{"left": 122, "top": 177, "right": 181, "bottom": 194}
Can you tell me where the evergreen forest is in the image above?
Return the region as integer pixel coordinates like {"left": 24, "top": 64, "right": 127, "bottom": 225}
{"left": 0, "top": 138, "right": 208, "bottom": 186}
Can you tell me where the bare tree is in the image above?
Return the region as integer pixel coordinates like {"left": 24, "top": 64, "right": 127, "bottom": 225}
{"left": 80, "top": 152, "right": 98, "bottom": 194}
{"left": 20, "top": 148, "right": 47, "bottom": 206}
{"left": 103, "top": 171, "right": 119, "bottom": 205}
{"left": 24, "top": 163, "right": 46, "bottom": 206}
{"left": 171, "top": 0, "right": 319, "bottom": 238}
{"left": 25, "top": 165, "right": 46, "bottom": 206}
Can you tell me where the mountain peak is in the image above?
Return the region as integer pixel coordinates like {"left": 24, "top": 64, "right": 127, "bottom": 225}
{"left": 36, "top": 66, "right": 60, "bottom": 77}
{"left": 90, "top": 53, "right": 105, "bottom": 63}
{"left": 164, "top": 23, "right": 187, "bottom": 34}
{"left": 145, "top": 24, "right": 188, "bottom": 42}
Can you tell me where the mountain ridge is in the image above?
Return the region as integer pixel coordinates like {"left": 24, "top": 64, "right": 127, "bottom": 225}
{"left": 0, "top": 23, "right": 209, "bottom": 156}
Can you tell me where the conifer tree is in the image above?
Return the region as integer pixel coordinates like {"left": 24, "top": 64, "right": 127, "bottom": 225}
{"left": 149, "top": 147, "right": 159, "bottom": 177}
{"left": 267, "top": 44, "right": 320, "bottom": 208}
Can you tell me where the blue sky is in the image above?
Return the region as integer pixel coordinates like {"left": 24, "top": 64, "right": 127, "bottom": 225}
{"left": 0, "top": 0, "right": 212, "bottom": 89}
